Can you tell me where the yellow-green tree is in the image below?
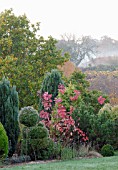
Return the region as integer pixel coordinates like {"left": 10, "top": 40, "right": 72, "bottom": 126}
{"left": 0, "top": 9, "right": 68, "bottom": 108}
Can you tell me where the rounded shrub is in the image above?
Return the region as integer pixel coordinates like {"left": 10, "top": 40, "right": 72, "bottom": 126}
{"left": 29, "top": 138, "right": 49, "bottom": 150}
{"left": 21, "top": 137, "right": 50, "bottom": 160}
{"left": 36, "top": 138, "right": 55, "bottom": 160}
{"left": 19, "top": 106, "right": 39, "bottom": 127}
{"left": 20, "top": 106, "right": 56, "bottom": 160}
{"left": 0, "top": 122, "right": 8, "bottom": 159}
{"left": 22, "top": 127, "right": 30, "bottom": 139}
{"left": 101, "top": 144, "right": 114, "bottom": 157}
{"left": 21, "top": 124, "right": 53, "bottom": 160}
{"left": 37, "top": 122, "right": 45, "bottom": 127}
{"left": 28, "top": 126, "right": 49, "bottom": 139}
{"left": 29, "top": 138, "right": 60, "bottom": 160}
{"left": 22, "top": 126, "right": 48, "bottom": 139}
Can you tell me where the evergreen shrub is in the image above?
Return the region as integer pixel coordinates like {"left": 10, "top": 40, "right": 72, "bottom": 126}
{"left": 0, "top": 122, "right": 8, "bottom": 159}
{"left": 19, "top": 106, "right": 39, "bottom": 127}
{"left": 0, "top": 78, "right": 19, "bottom": 157}
{"left": 101, "top": 144, "right": 114, "bottom": 157}
{"left": 39, "top": 69, "right": 64, "bottom": 112}
{"left": 19, "top": 106, "right": 55, "bottom": 160}
{"left": 28, "top": 126, "right": 49, "bottom": 139}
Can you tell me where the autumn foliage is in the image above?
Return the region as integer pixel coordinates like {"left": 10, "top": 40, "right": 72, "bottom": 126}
{"left": 38, "top": 83, "right": 90, "bottom": 146}
{"left": 58, "top": 60, "right": 80, "bottom": 77}
{"left": 85, "top": 70, "right": 118, "bottom": 105}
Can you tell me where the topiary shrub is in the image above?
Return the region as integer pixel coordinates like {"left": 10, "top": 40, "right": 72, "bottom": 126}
{"left": 21, "top": 136, "right": 54, "bottom": 160}
{"left": 28, "top": 126, "right": 49, "bottom": 139}
{"left": 22, "top": 125, "right": 48, "bottom": 140}
{"left": 37, "top": 122, "right": 45, "bottom": 127}
{"left": 19, "top": 106, "right": 56, "bottom": 160}
{"left": 19, "top": 106, "right": 39, "bottom": 127}
{"left": 101, "top": 144, "right": 114, "bottom": 157}
{"left": 0, "top": 122, "right": 8, "bottom": 159}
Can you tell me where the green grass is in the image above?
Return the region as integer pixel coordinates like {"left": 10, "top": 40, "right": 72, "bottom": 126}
{"left": 1, "top": 156, "right": 118, "bottom": 170}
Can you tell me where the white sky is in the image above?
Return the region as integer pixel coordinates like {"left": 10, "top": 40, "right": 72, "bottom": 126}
{"left": 0, "top": 0, "right": 118, "bottom": 40}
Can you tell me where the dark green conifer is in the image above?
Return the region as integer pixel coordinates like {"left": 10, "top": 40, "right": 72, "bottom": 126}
{"left": 39, "top": 69, "right": 64, "bottom": 112}
{"left": 0, "top": 78, "right": 19, "bottom": 157}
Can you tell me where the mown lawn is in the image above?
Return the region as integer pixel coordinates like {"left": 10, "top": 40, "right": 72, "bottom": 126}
{"left": 2, "top": 156, "right": 118, "bottom": 170}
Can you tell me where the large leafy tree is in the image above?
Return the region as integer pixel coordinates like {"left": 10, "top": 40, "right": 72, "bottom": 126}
{"left": 0, "top": 9, "right": 68, "bottom": 108}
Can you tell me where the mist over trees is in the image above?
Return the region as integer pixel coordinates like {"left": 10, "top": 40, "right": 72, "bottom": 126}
{"left": 56, "top": 34, "right": 97, "bottom": 67}
{"left": 56, "top": 34, "right": 118, "bottom": 67}
{"left": 97, "top": 36, "right": 118, "bottom": 57}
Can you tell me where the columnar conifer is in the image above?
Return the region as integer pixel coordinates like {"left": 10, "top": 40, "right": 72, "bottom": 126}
{"left": 39, "top": 69, "right": 64, "bottom": 112}
{"left": 0, "top": 78, "right": 19, "bottom": 157}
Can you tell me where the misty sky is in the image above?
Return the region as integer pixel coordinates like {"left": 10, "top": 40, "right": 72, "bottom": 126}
{"left": 0, "top": 0, "right": 118, "bottom": 40}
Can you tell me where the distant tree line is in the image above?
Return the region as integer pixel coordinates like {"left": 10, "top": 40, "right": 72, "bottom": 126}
{"left": 56, "top": 34, "right": 118, "bottom": 67}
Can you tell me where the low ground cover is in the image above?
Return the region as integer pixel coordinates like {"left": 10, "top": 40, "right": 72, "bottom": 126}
{"left": 1, "top": 156, "right": 118, "bottom": 170}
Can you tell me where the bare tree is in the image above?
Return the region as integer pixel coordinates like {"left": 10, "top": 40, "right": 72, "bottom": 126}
{"left": 56, "top": 33, "right": 98, "bottom": 66}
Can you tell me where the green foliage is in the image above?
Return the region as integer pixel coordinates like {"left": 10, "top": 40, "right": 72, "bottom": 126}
{"left": 111, "top": 105, "right": 118, "bottom": 149}
{"left": 19, "top": 106, "right": 39, "bottom": 127}
{"left": 101, "top": 144, "right": 114, "bottom": 157}
{"left": 57, "top": 82, "right": 82, "bottom": 110}
{"left": 22, "top": 127, "right": 29, "bottom": 139}
{"left": 46, "top": 82, "right": 89, "bottom": 147}
{"left": 29, "top": 138, "right": 49, "bottom": 150}
{"left": 0, "top": 122, "right": 8, "bottom": 159}
{"left": 98, "top": 104, "right": 118, "bottom": 149}
{"left": 52, "top": 142, "right": 62, "bottom": 159}
{"left": 0, "top": 9, "right": 39, "bottom": 59}
{"left": 0, "top": 9, "right": 69, "bottom": 109}
{"left": 35, "top": 138, "right": 57, "bottom": 160}
{"left": 37, "top": 122, "right": 45, "bottom": 127}
{"left": 0, "top": 78, "right": 19, "bottom": 157}
{"left": 89, "top": 104, "right": 117, "bottom": 149}
{"left": 43, "top": 70, "right": 109, "bottom": 149}
{"left": 61, "top": 146, "right": 78, "bottom": 160}
{"left": 68, "top": 70, "right": 108, "bottom": 112}
{"left": 112, "top": 105, "right": 118, "bottom": 120}
{"left": 21, "top": 126, "right": 49, "bottom": 160}
{"left": 68, "top": 70, "right": 89, "bottom": 91}
{"left": 28, "top": 126, "right": 49, "bottom": 139}
{"left": 39, "top": 69, "right": 64, "bottom": 111}
{"left": 21, "top": 136, "right": 55, "bottom": 160}
{"left": 98, "top": 103, "right": 112, "bottom": 115}
{"left": 72, "top": 101, "right": 94, "bottom": 138}
{"left": 20, "top": 106, "right": 56, "bottom": 160}
{"left": 63, "top": 71, "right": 111, "bottom": 150}
{"left": 61, "top": 147, "right": 73, "bottom": 160}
